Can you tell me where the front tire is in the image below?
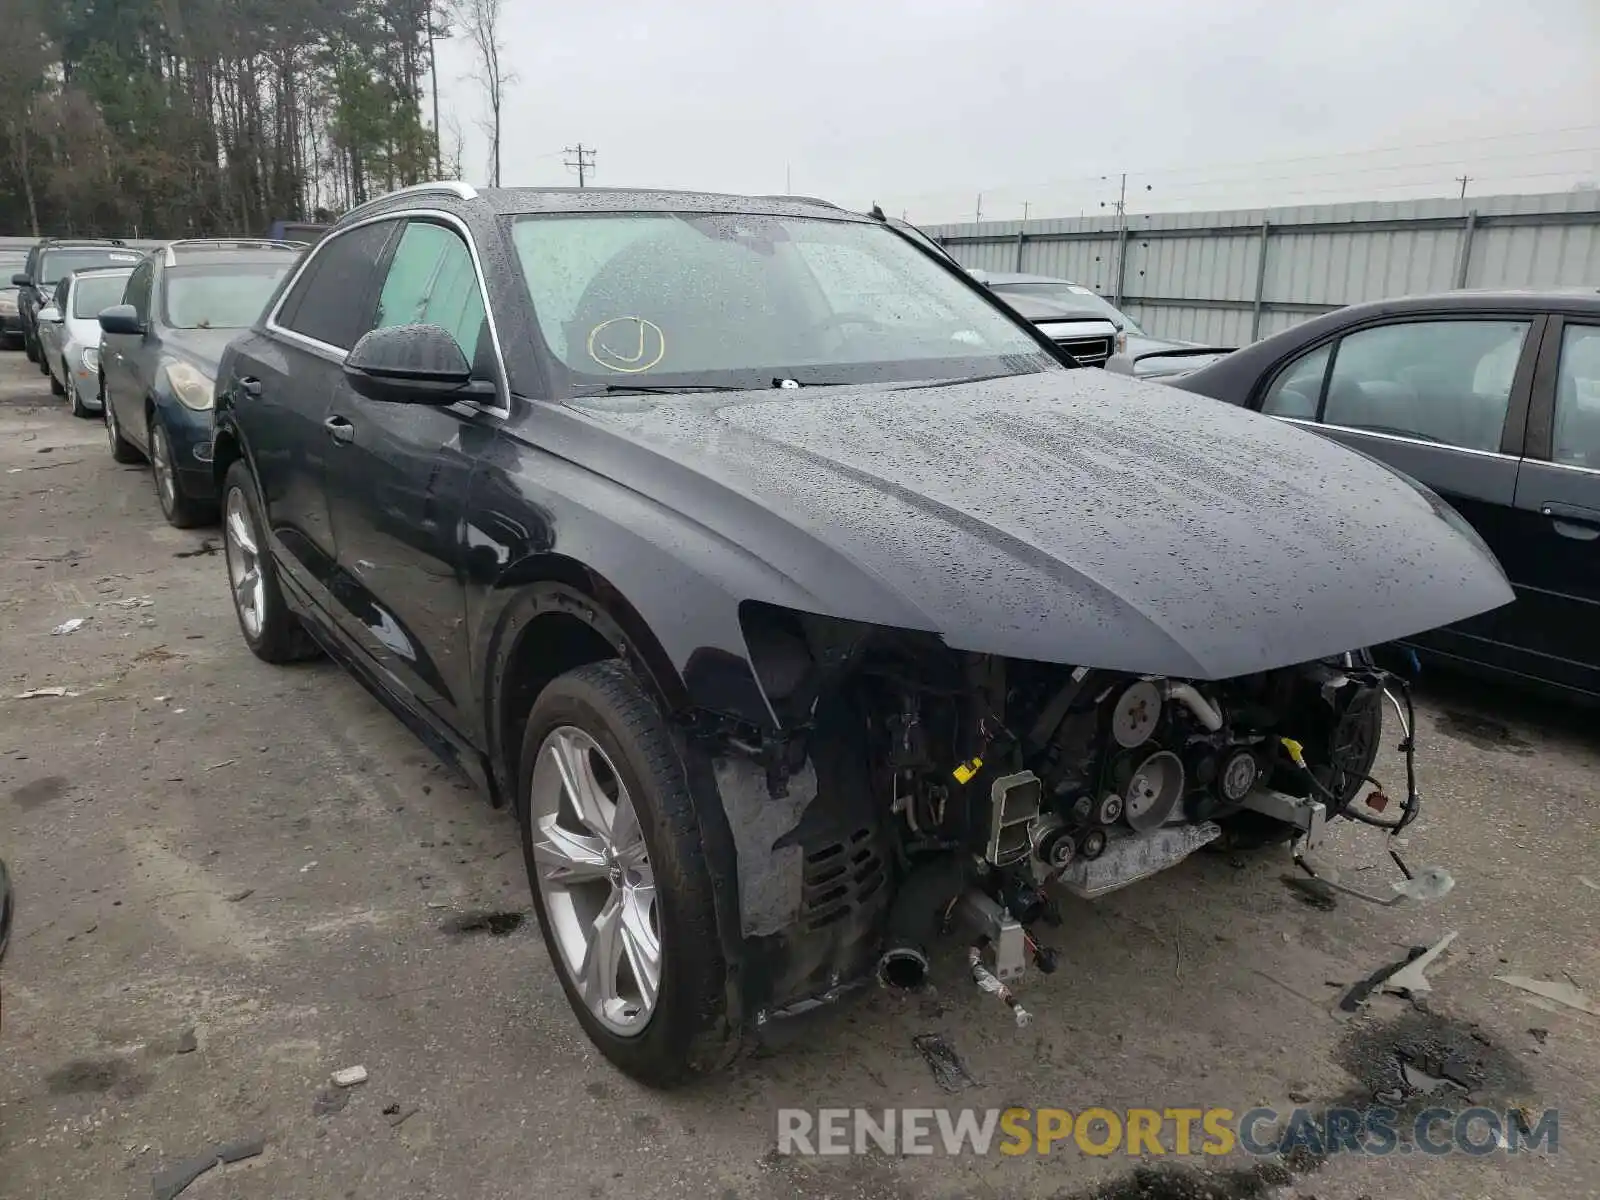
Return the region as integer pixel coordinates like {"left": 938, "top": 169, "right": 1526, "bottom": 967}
{"left": 68, "top": 378, "right": 92, "bottom": 419}
{"left": 150, "top": 416, "right": 212, "bottom": 528}
{"left": 221, "top": 460, "right": 319, "bottom": 663}
{"left": 518, "top": 661, "right": 736, "bottom": 1087}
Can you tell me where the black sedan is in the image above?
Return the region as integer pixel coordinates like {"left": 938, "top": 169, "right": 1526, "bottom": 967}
{"left": 211, "top": 184, "right": 1507, "bottom": 1086}
{"left": 1172, "top": 290, "right": 1600, "bottom": 701}
{"left": 98, "top": 239, "right": 302, "bottom": 527}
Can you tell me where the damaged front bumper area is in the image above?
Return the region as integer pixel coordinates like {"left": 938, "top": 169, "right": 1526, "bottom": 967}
{"left": 693, "top": 605, "right": 1453, "bottom": 1033}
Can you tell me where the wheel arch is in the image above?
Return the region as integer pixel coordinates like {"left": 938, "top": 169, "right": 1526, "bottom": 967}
{"left": 483, "top": 556, "right": 691, "bottom": 809}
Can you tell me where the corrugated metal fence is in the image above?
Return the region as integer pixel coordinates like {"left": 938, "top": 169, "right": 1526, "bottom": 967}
{"left": 925, "top": 190, "right": 1600, "bottom": 347}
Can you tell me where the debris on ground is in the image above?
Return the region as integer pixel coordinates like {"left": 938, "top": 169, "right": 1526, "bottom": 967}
{"left": 1529, "top": 1027, "right": 1549, "bottom": 1044}
{"left": 1495, "top": 974, "right": 1599, "bottom": 1016}
{"left": 1580, "top": 876, "right": 1599, "bottom": 892}
{"left": 224, "top": 889, "right": 254, "bottom": 902}
{"left": 1339, "top": 944, "right": 1430, "bottom": 1012}
{"left": 174, "top": 1028, "right": 198, "bottom": 1055}
{"left": 1381, "top": 930, "right": 1458, "bottom": 997}
{"left": 50, "top": 617, "right": 89, "bottom": 635}
{"left": 172, "top": 540, "right": 219, "bottom": 558}
{"left": 387, "top": 1105, "right": 419, "bottom": 1128}
{"left": 299, "top": 861, "right": 318, "bottom": 873}
{"left": 14, "top": 686, "right": 79, "bottom": 699}
{"left": 331, "top": 1065, "right": 368, "bottom": 1087}
{"left": 149, "top": 1134, "right": 265, "bottom": 1200}
{"left": 440, "top": 910, "right": 524, "bottom": 937}
{"left": 912, "top": 1033, "right": 977, "bottom": 1093}
{"left": 107, "top": 596, "right": 154, "bottom": 608}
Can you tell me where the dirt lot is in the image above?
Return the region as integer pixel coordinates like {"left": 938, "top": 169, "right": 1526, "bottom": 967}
{"left": 0, "top": 349, "right": 1596, "bottom": 1200}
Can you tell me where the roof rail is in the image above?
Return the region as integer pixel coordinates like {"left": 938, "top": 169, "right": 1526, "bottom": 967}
{"left": 753, "top": 193, "right": 841, "bottom": 209}
{"left": 161, "top": 238, "right": 307, "bottom": 266}
{"left": 342, "top": 180, "right": 479, "bottom": 222}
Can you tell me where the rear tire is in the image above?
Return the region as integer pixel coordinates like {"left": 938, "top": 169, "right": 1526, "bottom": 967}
{"left": 105, "top": 397, "right": 143, "bottom": 464}
{"left": 518, "top": 660, "right": 737, "bottom": 1087}
{"left": 48, "top": 360, "right": 64, "bottom": 396}
{"left": 221, "top": 460, "right": 319, "bottom": 663}
{"left": 23, "top": 335, "right": 37, "bottom": 363}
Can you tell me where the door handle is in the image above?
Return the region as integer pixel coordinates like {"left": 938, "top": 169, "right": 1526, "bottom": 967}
{"left": 239, "top": 376, "right": 262, "bottom": 397}
{"left": 324, "top": 415, "right": 355, "bottom": 444}
{"left": 1540, "top": 502, "right": 1600, "bottom": 541}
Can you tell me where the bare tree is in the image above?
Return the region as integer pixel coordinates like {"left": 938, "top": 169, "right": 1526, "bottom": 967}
{"left": 449, "top": 0, "right": 514, "bottom": 185}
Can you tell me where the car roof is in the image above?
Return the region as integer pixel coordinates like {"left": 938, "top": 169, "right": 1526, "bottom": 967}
{"left": 39, "top": 238, "right": 130, "bottom": 249}
{"left": 158, "top": 239, "right": 305, "bottom": 267}
{"left": 1320, "top": 287, "right": 1600, "bottom": 318}
{"left": 63, "top": 265, "right": 135, "bottom": 282}
{"left": 981, "top": 271, "right": 1089, "bottom": 287}
{"left": 339, "top": 181, "right": 869, "bottom": 224}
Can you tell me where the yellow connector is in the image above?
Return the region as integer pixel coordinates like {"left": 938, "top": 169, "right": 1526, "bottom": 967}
{"left": 1279, "top": 737, "right": 1306, "bottom": 768}
{"left": 952, "top": 757, "right": 984, "bottom": 784}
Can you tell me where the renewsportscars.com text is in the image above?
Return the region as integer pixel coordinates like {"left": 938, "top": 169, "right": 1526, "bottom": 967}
{"left": 775, "top": 1106, "right": 1559, "bottom": 1158}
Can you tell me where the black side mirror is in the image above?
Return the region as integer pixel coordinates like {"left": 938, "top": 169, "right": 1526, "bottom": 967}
{"left": 10, "top": 273, "right": 28, "bottom": 288}
{"left": 343, "top": 323, "right": 489, "bottom": 405}
{"left": 98, "top": 304, "right": 143, "bottom": 336}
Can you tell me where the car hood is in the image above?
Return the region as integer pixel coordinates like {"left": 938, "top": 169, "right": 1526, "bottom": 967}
{"left": 164, "top": 328, "right": 239, "bottom": 373}
{"left": 554, "top": 369, "right": 1514, "bottom": 678}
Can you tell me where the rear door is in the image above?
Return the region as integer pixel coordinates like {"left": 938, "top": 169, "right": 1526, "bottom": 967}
{"left": 1502, "top": 316, "right": 1600, "bottom": 696}
{"left": 238, "top": 220, "right": 398, "bottom": 607}
{"left": 1254, "top": 313, "right": 1541, "bottom": 671}
{"left": 322, "top": 216, "right": 499, "bottom": 738}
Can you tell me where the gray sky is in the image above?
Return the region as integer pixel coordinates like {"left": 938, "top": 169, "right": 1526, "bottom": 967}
{"left": 432, "top": 0, "right": 1600, "bottom": 224}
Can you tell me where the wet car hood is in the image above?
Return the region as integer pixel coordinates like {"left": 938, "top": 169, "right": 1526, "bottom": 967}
{"left": 552, "top": 369, "right": 1514, "bottom": 679}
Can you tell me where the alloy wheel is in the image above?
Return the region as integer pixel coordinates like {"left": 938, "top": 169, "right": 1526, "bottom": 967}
{"left": 529, "top": 726, "right": 662, "bottom": 1036}
{"left": 151, "top": 425, "right": 177, "bottom": 513}
{"left": 224, "top": 488, "right": 265, "bottom": 640}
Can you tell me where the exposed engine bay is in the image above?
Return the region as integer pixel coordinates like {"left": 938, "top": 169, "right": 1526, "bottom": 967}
{"left": 728, "top": 605, "right": 1432, "bottom": 1023}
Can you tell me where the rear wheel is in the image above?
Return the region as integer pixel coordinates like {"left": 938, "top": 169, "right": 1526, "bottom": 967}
{"left": 518, "top": 661, "right": 736, "bottom": 1087}
{"left": 221, "top": 461, "right": 319, "bottom": 663}
{"left": 48, "top": 360, "right": 64, "bottom": 396}
{"left": 105, "top": 396, "right": 143, "bottom": 464}
{"left": 23, "top": 334, "right": 37, "bottom": 363}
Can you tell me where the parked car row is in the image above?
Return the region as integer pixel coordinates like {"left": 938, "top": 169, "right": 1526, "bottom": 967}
{"left": 2, "top": 184, "right": 1586, "bottom": 1091}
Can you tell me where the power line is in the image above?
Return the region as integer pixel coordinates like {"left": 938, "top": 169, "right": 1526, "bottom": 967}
{"left": 564, "top": 144, "right": 597, "bottom": 188}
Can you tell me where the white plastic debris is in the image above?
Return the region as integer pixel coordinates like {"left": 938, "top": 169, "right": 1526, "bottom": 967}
{"left": 1495, "top": 975, "right": 1599, "bottom": 1016}
{"left": 1580, "top": 876, "right": 1599, "bottom": 892}
{"left": 300, "top": 861, "right": 319, "bottom": 873}
{"left": 107, "top": 596, "right": 154, "bottom": 609}
{"left": 51, "top": 618, "right": 89, "bottom": 635}
{"left": 331, "top": 1066, "right": 368, "bottom": 1088}
{"left": 14, "top": 686, "right": 79, "bottom": 699}
{"left": 1382, "top": 930, "right": 1458, "bottom": 996}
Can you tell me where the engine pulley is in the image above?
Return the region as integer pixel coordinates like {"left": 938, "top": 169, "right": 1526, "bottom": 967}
{"left": 1110, "top": 680, "right": 1163, "bottom": 748}
{"left": 1122, "top": 749, "right": 1186, "bottom": 832}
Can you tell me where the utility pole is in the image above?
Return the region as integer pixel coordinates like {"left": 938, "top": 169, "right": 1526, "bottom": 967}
{"left": 1023, "top": 201, "right": 1030, "bottom": 222}
{"left": 427, "top": 0, "right": 442, "bottom": 177}
{"left": 564, "top": 144, "right": 597, "bottom": 187}
{"left": 1456, "top": 174, "right": 1472, "bottom": 199}
{"left": 785, "top": 162, "right": 792, "bottom": 193}
{"left": 975, "top": 193, "right": 983, "bottom": 224}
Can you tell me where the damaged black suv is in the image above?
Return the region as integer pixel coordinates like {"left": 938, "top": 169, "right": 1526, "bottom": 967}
{"left": 211, "top": 182, "right": 1512, "bottom": 1086}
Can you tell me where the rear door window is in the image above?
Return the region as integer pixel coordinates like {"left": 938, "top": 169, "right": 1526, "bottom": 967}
{"left": 1260, "top": 344, "right": 1331, "bottom": 419}
{"left": 1552, "top": 324, "right": 1600, "bottom": 470}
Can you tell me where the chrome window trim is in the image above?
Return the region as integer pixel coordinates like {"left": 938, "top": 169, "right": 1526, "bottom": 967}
{"left": 1534, "top": 457, "right": 1600, "bottom": 477}
{"left": 264, "top": 207, "right": 510, "bottom": 419}
{"left": 1273, "top": 415, "right": 1520, "bottom": 462}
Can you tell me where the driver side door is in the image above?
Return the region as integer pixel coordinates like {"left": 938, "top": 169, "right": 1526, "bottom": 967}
{"left": 1256, "top": 313, "right": 1543, "bottom": 673}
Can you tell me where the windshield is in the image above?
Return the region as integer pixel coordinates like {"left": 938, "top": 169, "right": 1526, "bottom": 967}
{"left": 40, "top": 247, "right": 144, "bottom": 286}
{"left": 71, "top": 272, "right": 132, "bottom": 319}
{"left": 509, "top": 212, "right": 1057, "bottom": 392}
{"left": 991, "top": 282, "right": 1143, "bottom": 334}
{"left": 161, "top": 261, "right": 293, "bottom": 329}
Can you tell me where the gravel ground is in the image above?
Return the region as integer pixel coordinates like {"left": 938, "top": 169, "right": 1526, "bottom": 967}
{"left": 0, "top": 350, "right": 1596, "bottom": 1200}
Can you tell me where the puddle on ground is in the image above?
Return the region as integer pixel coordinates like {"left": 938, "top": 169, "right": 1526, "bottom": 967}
{"left": 1062, "top": 1008, "right": 1537, "bottom": 1200}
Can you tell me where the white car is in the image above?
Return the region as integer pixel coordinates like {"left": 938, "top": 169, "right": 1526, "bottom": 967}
{"left": 36, "top": 265, "right": 136, "bottom": 417}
